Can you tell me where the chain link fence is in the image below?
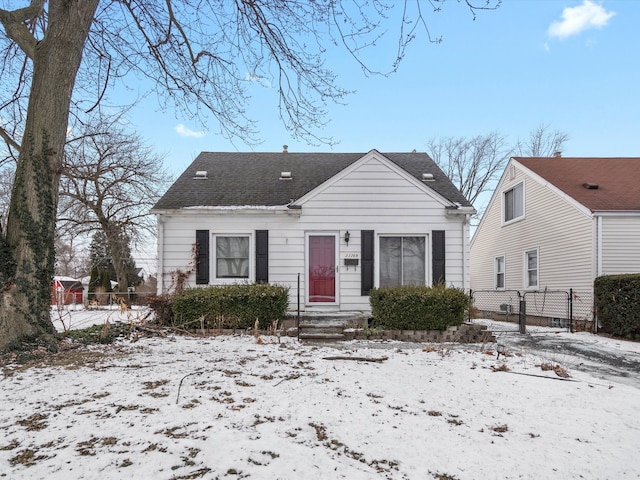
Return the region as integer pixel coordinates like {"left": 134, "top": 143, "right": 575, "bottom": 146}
{"left": 52, "top": 290, "right": 155, "bottom": 308}
{"left": 470, "top": 289, "right": 595, "bottom": 334}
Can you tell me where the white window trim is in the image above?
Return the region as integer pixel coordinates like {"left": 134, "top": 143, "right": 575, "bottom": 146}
{"left": 523, "top": 247, "right": 539, "bottom": 290}
{"left": 212, "top": 232, "right": 253, "bottom": 283}
{"left": 376, "top": 234, "right": 429, "bottom": 288}
{"left": 494, "top": 255, "right": 505, "bottom": 290}
{"left": 502, "top": 181, "right": 525, "bottom": 226}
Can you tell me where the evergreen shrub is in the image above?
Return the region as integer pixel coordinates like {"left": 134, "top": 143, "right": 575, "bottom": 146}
{"left": 594, "top": 274, "right": 640, "bottom": 339}
{"left": 172, "top": 283, "right": 289, "bottom": 329}
{"left": 370, "top": 284, "right": 470, "bottom": 331}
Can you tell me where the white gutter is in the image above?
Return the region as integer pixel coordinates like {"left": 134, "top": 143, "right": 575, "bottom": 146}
{"left": 151, "top": 205, "right": 301, "bottom": 216}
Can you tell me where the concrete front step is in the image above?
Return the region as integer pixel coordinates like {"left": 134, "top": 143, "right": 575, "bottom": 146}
{"left": 283, "top": 312, "right": 369, "bottom": 330}
{"left": 299, "top": 332, "right": 346, "bottom": 341}
{"left": 297, "top": 323, "right": 347, "bottom": 342}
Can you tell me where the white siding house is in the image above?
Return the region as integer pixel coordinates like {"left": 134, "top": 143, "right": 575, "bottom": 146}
{"left": 152, "top": 149, "right": 475, "bottom": 314}
{"left": 471, "top": 156, "right": 640, "bottom": 322}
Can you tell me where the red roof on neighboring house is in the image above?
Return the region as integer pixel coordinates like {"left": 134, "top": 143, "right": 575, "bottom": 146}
{"left": 514, "top": 157, "right": 640, "bottom": 212}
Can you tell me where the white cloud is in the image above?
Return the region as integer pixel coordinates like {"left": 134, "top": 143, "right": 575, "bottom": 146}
{"left": 245, "top": 72, "right": 272, "bottom": 88}
{"left": 175, "top": 124, "right": 206, "bottom": 138}
{"left": 548, "top": 0, "right": 615, "bottom": 39}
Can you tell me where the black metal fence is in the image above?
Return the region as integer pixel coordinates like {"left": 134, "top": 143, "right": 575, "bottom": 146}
{"left": 470, "top": 289, "right": 595, "bottom": 333}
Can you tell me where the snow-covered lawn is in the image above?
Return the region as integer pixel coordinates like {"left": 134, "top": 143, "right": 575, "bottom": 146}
{"left": 1, "top": 309, "right": 639, "bottom": 479}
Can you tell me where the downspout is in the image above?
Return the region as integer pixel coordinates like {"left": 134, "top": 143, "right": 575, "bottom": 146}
{"left": 596, "top": 215, "right": 603, "bottom": 277}
{"left": 157, "top": 215, "right": 164, "bottom": 295}
{"left": 595, "top": 215, "right": 602, "bottom": 334}
{"left": 462, "top": 213, "right": 470, "bottom": 290}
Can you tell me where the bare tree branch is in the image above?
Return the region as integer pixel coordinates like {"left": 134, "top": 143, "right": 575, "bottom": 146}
{"left": 516, "top": 123, "right": 570, "bottom": 157}
{"left": 428, "top": 132, "right": 512, "bottom": 206}
{"left": 0, "top": 0, "right": 44, "bottom": 59}
{"left": 0, "top": 124, "right": 20, "bottom": 153}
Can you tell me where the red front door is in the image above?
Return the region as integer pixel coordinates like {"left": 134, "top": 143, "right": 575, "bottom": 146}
{"left": 309, "top": 235, "right": 336, "bottom": 303}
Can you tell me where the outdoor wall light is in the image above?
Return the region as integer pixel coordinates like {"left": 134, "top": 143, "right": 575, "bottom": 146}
{"left": 344, "top": 231, "right": 350, "bottom": 245}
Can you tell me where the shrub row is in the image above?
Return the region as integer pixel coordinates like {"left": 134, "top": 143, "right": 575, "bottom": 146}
{"left": 594, "top": 274, "right": 640, "bottom": 340}
{"left": 171, "top": 283, "right": 289, "bottom": 330}
{"left": 370, "top": 284, "right": 470, "bottom": 331}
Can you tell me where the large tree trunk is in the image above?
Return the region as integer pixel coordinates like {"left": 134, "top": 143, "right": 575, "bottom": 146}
{"left": 105, "top": 225, "right": 129, "bottom": 305}
{"left": 0, "top": 2, "right": 99, "bottom": 351}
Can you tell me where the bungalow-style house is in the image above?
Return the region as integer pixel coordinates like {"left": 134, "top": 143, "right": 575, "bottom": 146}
{"left": 152, "top": 149, "right": 475, "bottom": 314}
{"left": 470, "top": 156, "right": 640, "bottom": 322}
{"left": 51, "top": 276, "right": 84, "bottom": 305}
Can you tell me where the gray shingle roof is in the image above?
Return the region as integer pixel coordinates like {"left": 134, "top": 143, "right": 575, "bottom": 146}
{"left": 152, "top": 150, "right": 472, "bottom": 210}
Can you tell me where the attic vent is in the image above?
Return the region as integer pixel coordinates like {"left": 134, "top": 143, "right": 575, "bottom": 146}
{"left": 194, "top": 170, "right": 208, "bottom": 179}
{"left": 421, "top": 173, "right": 434, "bottom": 182}
{"left": 280, "top": 171, "right": 292, "bottom": 180}
{"left": 583, "top": 182, "right": 599, "bottom": 190}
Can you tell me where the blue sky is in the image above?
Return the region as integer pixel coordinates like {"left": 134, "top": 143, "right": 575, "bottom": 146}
{"left": 127, "top": 1, "right": 637, "bottom": 177}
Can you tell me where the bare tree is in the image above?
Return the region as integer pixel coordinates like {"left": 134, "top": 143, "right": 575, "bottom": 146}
{"left": 427, "top": 126, "right": 570, "bottom": 221}
{"left": 427, "top": 132, "right": 512, "bottom": 207}
{"left": 0, "top": 1, "right": 499, "bottom": 349}
{"left": 516, "top": 123, "right": 570, "bottom": 157}
{"left": 58, "top": 115, "right": 171, "bottom": 297}
{"left": 54, "top": 236, "right": 85, "bottom": 279}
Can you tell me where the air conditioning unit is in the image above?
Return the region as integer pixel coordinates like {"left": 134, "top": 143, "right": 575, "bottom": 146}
{"left": 499, "top": 304, "right": 512, "bottom": 314}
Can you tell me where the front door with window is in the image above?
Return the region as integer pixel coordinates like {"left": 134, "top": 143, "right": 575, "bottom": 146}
{"left": 308, "top": 235, "right": 337, "bottom": 303}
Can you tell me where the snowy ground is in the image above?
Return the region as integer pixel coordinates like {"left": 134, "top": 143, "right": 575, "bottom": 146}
{"left": 0, "top": 309, "right": 639, "bottom": 479}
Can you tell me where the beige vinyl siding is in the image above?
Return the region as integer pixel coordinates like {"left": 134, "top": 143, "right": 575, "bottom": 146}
{"left": 471, "top": 162, "right": 594, "bottom": 294}
{"left": 600, "top": 216, "right": 640, "bottom": 275}
{"left": 158, "top": 153, "right": 470, "bottom": 312}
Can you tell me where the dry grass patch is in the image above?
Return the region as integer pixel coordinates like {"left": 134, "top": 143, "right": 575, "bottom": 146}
{"left": 143, "top": 379, "right": 170, "bottom": 389}
{"left": 9, "top": 448, "right": 50, "bottom": 467}
{"left": 16, "top": 412, "right": 49, "bottom": 431}
{"left": 491, "top": 424, "right": 509, "bottom": 433}
{"left": 539, "top": 362, "right": 570, "bottom": 378}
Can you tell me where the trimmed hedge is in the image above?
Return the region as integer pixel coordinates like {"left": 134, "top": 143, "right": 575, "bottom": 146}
{"left": 172, "top": 283, "right": 289, "bottom": 330}
{"left": 594, "top": 274, "right": 640, "bottom": 339}
{"left": 370, "top": 284, "right": 470, "bottom": 331}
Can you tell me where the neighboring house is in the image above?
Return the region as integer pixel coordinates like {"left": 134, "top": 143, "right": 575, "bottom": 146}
{"left": 52, "top": 276, "right": 84, "bottom": 305}
{"left": 470, "top": 156, "right": 640, "bottom": 321}
{"left": 152, "top": 149, "right": 475, "bottom": 314}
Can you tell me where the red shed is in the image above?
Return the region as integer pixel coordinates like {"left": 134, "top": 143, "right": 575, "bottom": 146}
{"left": 52, "top": 276, "right": 84, "bottom": 305}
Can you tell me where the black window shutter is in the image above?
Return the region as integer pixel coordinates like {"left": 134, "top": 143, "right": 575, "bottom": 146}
{"left": 195, "top": 230, "right": 210, "bottom": 285}
{"left": 255, "top": 230, "right": 269, "bottom": 283}
{"left": 361, "top": 230, "right": 374, "bottom": 295}
{"left": 432, "top": 230, "right": 445, "bottom": 285}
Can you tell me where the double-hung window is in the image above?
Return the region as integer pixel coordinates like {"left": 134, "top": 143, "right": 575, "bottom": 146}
{"left": 379, "top": 236, "right": 426, "bottom": 288}
{"left": 504, "top": 182, "right": 524, "bottom": 223}
{"left": 215, "top": 235, "right": 250, "bottom": 279}
{"left": 524, "top": 249, "right": 538, "bottom": 289}
{"left": 495, "top": 256, "right": 505, "bottom": 289}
